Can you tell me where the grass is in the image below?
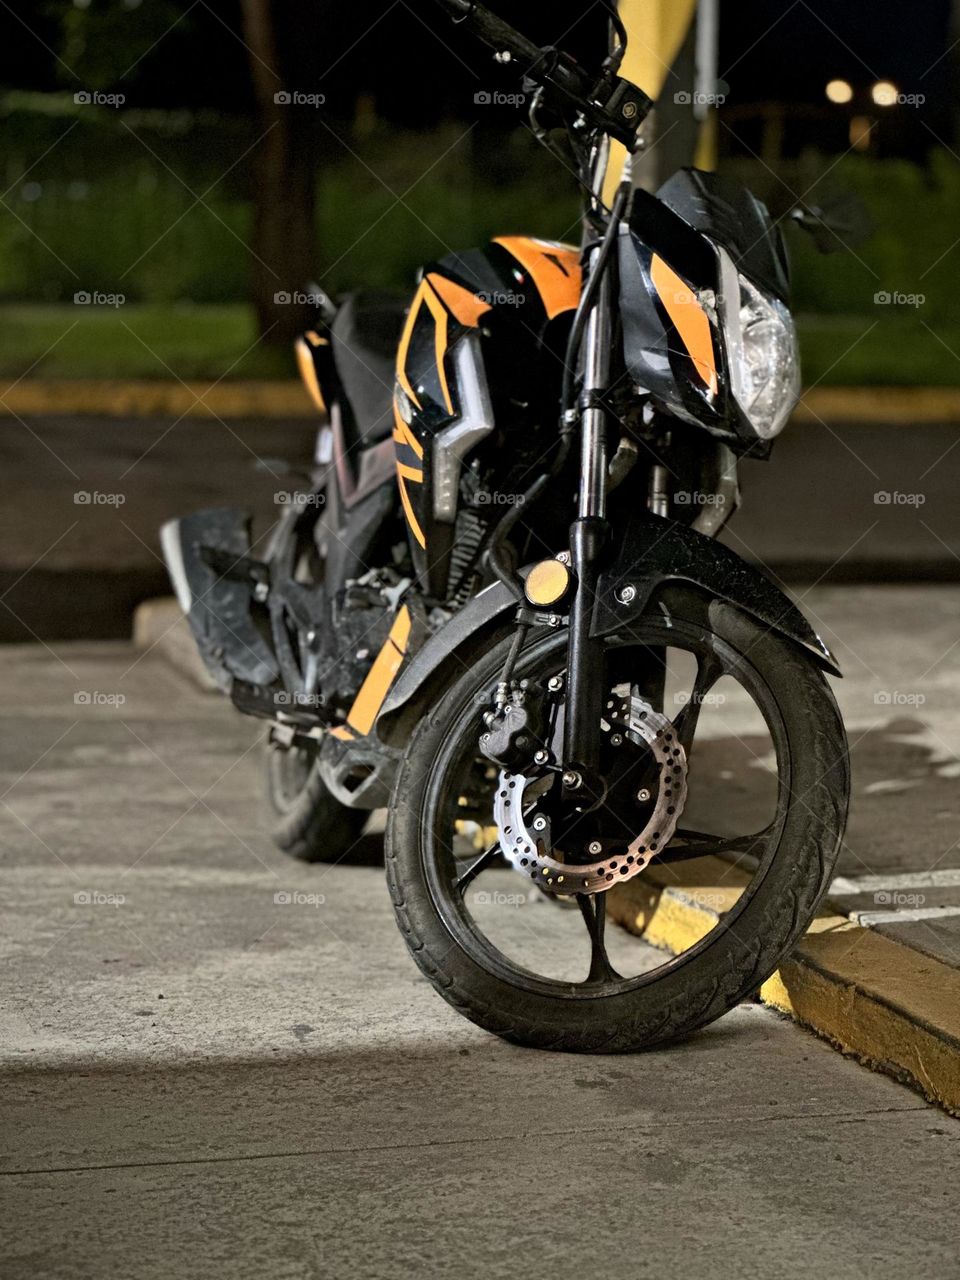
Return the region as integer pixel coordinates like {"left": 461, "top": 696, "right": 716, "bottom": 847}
{"left": 2, "top": 304, "right": 960, "bottom": 387}
{"left": 796, "top": 313, "right": 960, "bottom": 388}
{"left": 0, "top": 303, "right": 290, "bottom": 381}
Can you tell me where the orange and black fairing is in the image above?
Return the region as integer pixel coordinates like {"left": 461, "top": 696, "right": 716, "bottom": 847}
{"left": 295, "top": 328, "right": 335, "bottom": 416}
{"left": 393, "top": 237, "right": 582, "bottom": 594}
{"left": 618, "top": 167, "right": 792, "bottom": 454}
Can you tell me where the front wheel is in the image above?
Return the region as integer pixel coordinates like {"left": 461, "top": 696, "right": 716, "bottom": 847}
{"left": 385, "top": 587, "right": 848, "bottom": 1052}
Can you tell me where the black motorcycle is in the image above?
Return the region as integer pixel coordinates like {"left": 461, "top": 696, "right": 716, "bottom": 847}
{"left": 163, "top": 1, "right": 849, "bottom": 1051}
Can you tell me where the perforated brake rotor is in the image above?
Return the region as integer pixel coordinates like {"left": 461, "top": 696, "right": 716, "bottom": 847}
{"left": 492, "top": 693, "right": 688, "bottom": 897}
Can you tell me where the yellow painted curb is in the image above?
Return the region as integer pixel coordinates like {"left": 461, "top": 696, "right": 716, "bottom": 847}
{"left": 3, "top": 381, "right": 960, "bottom": 423}
{"left": 793, "top": 386, "right": 960, "bottom": 425}
{"left": 608, "top": 865, "right": 960, "bottom": 1115}
{"left": 0, "top": 380, "right": 314, "bottom": 419}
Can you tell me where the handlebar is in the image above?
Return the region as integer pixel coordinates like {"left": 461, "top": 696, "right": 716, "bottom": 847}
{"left": 432, "top": 0, "right": 652, "bottom": 149}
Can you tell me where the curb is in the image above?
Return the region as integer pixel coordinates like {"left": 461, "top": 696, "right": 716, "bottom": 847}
{"left": 133, "top": 597, "right": 218, "bottom": 693}
{"left": 5, "top": 381, "right": 960, "bottom": 422}
{"left": 608, "top": 858, "right": 960, "bottom": 1116}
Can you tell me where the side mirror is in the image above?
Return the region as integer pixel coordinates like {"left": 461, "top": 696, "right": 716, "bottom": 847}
{"left": 790, "top": 191, "right": 872, "bottom": 254}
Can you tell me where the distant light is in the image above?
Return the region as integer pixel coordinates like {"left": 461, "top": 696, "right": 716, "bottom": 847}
{"left": 871, "top": 80, "right": 899, "bottom": 107}
{"left": 850, "top": 115, "right": 873, "bottom": 151}
{"left": 825, "top": 79, "right": 853, "bottom": 105}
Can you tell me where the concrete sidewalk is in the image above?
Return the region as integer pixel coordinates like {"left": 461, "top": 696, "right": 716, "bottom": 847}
{"left": 1, "top": 633, "right": 958, "bottom": 1279}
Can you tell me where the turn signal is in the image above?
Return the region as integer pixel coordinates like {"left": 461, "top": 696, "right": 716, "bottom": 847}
{"left": 524, "top": 559, "right": 571, "bottom": 607}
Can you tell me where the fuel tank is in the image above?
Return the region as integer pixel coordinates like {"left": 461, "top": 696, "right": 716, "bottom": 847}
{"left": 392, "top": 236, "right": 581, "bottom": 595}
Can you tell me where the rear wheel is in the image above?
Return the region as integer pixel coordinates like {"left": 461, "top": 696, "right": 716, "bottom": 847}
{"left": 385, "top": 587, "right": 848, "bottom": 1052}
{"left": 266, "top": 740, "right": 367, "bottom": 864}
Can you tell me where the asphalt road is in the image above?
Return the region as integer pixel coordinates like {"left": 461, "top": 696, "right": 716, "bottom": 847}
{"left": 0, "top": 415, "right": 958, "bottom": 640}
{"left": 2, "top": 586, "right": 960, "bottom": 1278}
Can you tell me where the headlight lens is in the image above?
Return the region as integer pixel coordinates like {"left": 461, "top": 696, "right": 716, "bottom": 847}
{"left": 723, "top": 267, "right": 800, "bottom": 440}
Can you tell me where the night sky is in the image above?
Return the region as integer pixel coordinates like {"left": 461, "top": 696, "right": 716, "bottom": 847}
{"left": 717, "top": 0, "right": 952, "bottom": 104}
{"left": 0, "top": 1, "right": 953, "bottom": 117}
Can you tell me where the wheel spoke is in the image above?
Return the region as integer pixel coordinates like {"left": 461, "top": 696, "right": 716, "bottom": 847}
{"left": 577, "top": 892, "right": 622, "bottom": 984}
{"left": 672, "top": 653, "right": 724, "bottom": 756}
{"left": 455, "top": 841, "right": 500, "bottom": 893}
{"left": 658, "top": 825, "right": 773, "bottom": 862}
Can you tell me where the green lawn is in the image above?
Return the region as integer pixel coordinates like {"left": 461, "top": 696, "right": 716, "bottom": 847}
{"left": 797, "top": 313, "right": 960, "bottom": 388}
{"left": 0, "top": 304, "right": 291, "bottom": 381}
{"left": 2, "top": 304, "right": 959, "bottom": 387}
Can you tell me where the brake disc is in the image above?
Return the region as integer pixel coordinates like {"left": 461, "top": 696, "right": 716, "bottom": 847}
{"left": 493, "top": 692, "right": 688, "bottom": 897}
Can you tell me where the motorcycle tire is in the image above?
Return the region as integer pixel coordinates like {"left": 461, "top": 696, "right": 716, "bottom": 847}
{"left": 266, "top": 741, "right": 367, "bottom": 864}
{"left": 385, "top": 586, "right": 848, "bottom": 1052}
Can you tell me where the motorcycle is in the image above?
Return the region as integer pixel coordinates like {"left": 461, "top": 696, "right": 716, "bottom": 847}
{"left": 162, "top": 0, "right": 849, "bottom": 1051}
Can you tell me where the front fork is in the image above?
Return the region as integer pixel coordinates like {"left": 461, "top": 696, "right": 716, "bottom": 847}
{"left": 562, "top": 254, "right": 612, "bottom": 791}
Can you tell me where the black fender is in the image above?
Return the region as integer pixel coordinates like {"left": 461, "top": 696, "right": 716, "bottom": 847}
{"left": 590, "top": 514, "right": 840, "bottom": 674}
{"left": 376, "top": 579, "right": 519, "bottom": 745}
{"left": 375, "top": 514, "right": 839, "bottom": 745}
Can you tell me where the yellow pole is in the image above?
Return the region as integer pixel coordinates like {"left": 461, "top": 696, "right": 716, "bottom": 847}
{"left": 603, "top": 0, "right": 700, "bottom": 204}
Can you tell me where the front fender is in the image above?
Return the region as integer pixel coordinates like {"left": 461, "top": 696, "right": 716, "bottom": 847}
{"left": 375, "top": 515, "right": 839, "bottom": 744}
{"left": 591, "top": 514, "right": 841, "bottom": 676}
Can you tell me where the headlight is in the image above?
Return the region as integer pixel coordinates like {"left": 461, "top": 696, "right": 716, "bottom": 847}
{"left": 719, "top": 251, "right": 800, "bottom": 440}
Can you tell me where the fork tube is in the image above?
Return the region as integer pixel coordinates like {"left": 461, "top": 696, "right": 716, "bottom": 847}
{"left": 578, "top": 272, "right": 611, "bottom": 520}
{"left": 564, "top": 252, "right": 612, "bottom": 777}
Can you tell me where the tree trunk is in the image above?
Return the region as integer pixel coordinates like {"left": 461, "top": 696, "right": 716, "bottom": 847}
{"left": 241, "top": 0, "right": 318, "bottom": 345}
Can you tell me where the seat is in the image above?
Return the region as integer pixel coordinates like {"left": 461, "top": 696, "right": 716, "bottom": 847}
{"left": 330, "top": 290, "right": 408, "bottom": 446}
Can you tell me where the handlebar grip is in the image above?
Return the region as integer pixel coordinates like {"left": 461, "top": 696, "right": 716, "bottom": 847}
{"left": 432, "top": 0, "right": 651, "bottom": 147}
{"left": 433, "top": 0, "right": 564, "bottom": 74}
